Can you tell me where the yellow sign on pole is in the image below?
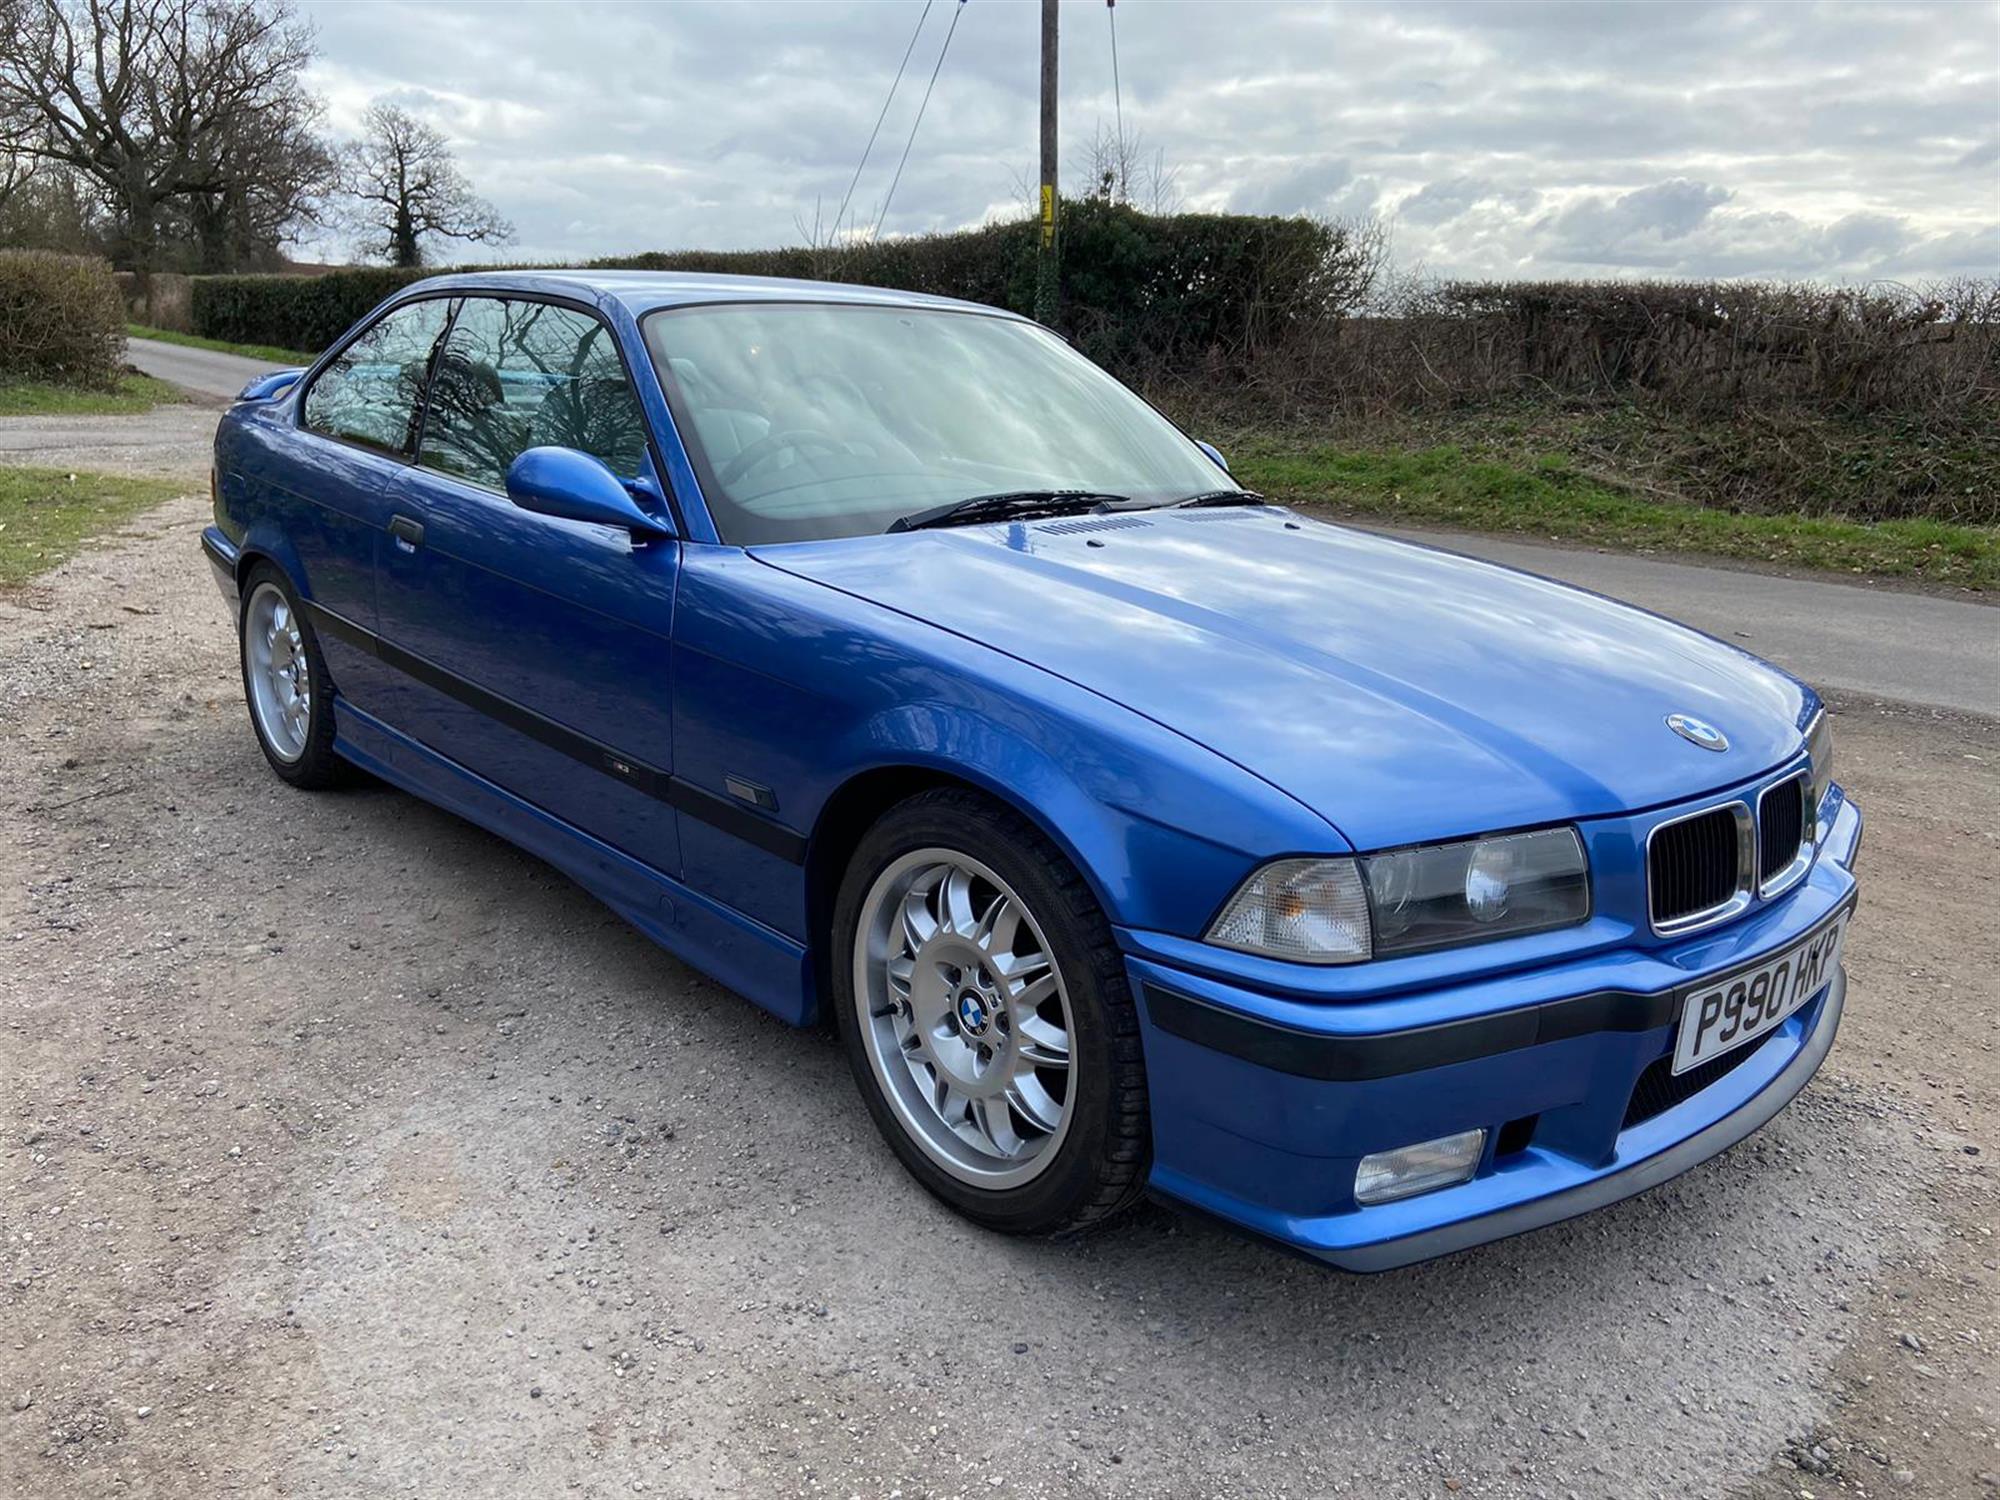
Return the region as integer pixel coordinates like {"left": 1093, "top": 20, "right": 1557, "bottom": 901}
{"left": 1040, "top": 184, "right": 1056, "bottom": 248}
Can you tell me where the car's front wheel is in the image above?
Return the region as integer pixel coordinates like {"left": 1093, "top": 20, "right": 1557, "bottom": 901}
{"left": 831, "top": 788, "right": 1150, "bottom": 1235}
{"left": 238, "top": 564, "right": 343, "bottom": 788}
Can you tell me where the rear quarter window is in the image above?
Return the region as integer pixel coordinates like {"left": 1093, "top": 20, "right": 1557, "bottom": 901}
{"left": 302, "top": 298, "right": 453, "bottom": 454}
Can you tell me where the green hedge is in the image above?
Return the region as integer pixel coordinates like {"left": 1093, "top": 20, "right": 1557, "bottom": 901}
{"left": 189, "top": 203, "right": 1364, "bottom": 373}
{"left": 0, "top": 251, "right": 125, "bottom": 388}
{"left": 190, "top": 267, "right": 435, "bottom": 356}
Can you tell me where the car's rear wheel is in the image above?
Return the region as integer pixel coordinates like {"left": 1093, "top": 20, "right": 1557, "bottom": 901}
{"left": 831, "top": 787, "right": 1150, "bottom": 1235}
{"left": 239, "top": 565, "right": 343, "bottom": 788}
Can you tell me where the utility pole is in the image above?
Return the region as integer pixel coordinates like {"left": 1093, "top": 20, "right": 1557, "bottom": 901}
{"left": 1035, "top": 0, "right": 1059, "bottom": 326}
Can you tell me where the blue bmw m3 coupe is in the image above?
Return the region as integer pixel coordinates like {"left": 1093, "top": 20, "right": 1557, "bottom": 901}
{"left": 203, "top": 271, "right": 1860, "bottom": 1270}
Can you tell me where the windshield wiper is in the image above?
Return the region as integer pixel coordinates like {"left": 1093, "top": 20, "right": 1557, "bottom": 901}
{"left": 887, "top": 489, "right": 1132, "bottom": 533}
{"left": 1167, "top": 488, "right": 1266, "bottom": 509}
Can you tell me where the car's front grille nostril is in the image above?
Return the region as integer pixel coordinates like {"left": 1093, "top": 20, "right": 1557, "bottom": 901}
{"left": 1758, "top": 774, "right": 1808, "bottom": 886}
{"left": 1647, "top": 771, "right": 1818, "bottom": 933}
{"left": 1648, "top": 805, "right": 1741, "bottom": 928}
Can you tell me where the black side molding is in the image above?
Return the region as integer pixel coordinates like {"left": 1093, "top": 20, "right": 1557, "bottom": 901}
{"left": 301, "top": 599, "right": 807, "bottom": 865}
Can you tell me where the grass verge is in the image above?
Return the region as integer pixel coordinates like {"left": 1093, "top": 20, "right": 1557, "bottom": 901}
{"left": 1231, "top": 439, "right": 1999, "bottom": 591}
{"left": 0, "top": 373, "right": 184, "bottom": 417}
{"left": 0, "top": 466, "right": 188, "bottom": 588}
{"left": 127, "top": 324, "right": 318, "bottom": 366}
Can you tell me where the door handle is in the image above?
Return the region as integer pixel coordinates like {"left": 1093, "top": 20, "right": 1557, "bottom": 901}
{"left": 388, "top": 514, "right": 425, "bottom": 550}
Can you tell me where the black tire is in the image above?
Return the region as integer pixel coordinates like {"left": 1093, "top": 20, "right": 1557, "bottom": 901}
{"left": 237, "top": 562, "right": 344, "bottom": 789}
{"left": 831, "top": 787, "right": 1151, "bottom": 1236}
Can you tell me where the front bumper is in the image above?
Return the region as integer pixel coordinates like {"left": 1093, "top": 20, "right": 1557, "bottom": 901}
{"left": 1126, "top": 795, "right": 1862, "bottom": 1271}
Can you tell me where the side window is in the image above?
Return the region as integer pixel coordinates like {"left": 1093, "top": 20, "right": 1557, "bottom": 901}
{"left": 302, "top": 298, "right": 452, "bottom": 453}
{"left": 418, "top": 298, "right": 650, "bottom": 493}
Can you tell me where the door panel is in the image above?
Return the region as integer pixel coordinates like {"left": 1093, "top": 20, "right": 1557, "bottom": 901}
{"left": 250, "top": 297, "right": 455, "bottom": 712}
{"left": 255, "top": 430, "right": 402, "bottom": 707}
{"left": 371, "top": 295, "right": 683, "bottom": 877}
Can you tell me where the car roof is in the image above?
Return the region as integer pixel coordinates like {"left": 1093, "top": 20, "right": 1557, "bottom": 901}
{"left": 400, "top": 268, "right": 1025, "bottom": 321}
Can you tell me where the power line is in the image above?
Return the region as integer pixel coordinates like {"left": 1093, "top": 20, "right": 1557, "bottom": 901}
{"left": 834, "top": 0, "right": 934, "bottom": 242}
{"left": 875, "top": 0, "right": 968, "bottom": 240}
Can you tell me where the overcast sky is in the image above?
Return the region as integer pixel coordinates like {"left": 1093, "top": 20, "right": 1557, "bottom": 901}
{"left": 301, "top": 0, "right": 1999, "bottom": 281}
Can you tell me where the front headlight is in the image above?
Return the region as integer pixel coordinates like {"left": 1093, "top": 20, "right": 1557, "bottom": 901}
{"left": 1364, "top": 826, "right": 1590, "bottom": 957}
{"left": 1206, "top": 827, "right": 1590, "bottom": 963}
{"left": 1806, "top": 710, "right": 1834, "bottom": 812}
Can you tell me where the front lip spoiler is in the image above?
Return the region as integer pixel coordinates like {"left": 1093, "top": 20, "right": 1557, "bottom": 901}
{"left": 1321, "top": 966, "right": 1845, "bottom": 1272}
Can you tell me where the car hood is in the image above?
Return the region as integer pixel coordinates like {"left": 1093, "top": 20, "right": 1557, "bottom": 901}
{"left": 752, "top": 509, "right": 1812, "bottom": 850}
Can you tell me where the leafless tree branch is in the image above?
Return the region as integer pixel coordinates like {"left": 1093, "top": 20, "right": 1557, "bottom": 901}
{"left": 339, "top": 101, "right": 513, "bottom": 268}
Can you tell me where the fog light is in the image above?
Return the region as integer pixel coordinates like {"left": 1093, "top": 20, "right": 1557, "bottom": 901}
{"left": 1354, "top": 1128, "right": 1488, "bottom": 1205}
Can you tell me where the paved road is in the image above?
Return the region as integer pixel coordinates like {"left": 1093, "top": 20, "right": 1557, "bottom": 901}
{"left": 1375, "top": 524, "right": 1999, "bottom": 718}
{"left": 123, "top": 336, "right": 1997, "bottom": 717}
{"left": 125, "top": 334, "right": 290, "bottom": 399}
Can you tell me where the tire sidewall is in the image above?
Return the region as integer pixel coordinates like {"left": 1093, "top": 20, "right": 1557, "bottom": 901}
{"left": 831, "top": 791, "right": 1136, "bottom": 1234}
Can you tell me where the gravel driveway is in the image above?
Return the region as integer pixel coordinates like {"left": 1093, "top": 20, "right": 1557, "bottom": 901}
{"left": 2, "top": 471, "right": 1995, "bottom": 1497}
{"left": 0, "top": 401, "right": 218, "bottom": 482}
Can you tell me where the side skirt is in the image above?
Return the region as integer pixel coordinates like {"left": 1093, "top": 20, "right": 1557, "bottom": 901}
{"left": 332, "top": 699, "right": 814, "bottom": 1027}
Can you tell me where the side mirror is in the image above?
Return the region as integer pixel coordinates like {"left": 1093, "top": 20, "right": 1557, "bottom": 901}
{"left": 1195, "top": 439, "right": 1230, "bottom": 473}
{"left": 239, "top": 367, "right": 305, "bottom": 403}
{"left": 505, "top": 446, "right": 674, "bottom": 538}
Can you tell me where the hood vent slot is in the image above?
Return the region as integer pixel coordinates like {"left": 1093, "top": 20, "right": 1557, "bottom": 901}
{"left": 1179, "top": 506, "right": 1270, "bottom": 520}
{"left": 1037, "top": 515, "right": 1154, "bottom": 536}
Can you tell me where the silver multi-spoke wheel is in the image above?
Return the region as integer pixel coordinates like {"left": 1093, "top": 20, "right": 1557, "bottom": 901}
{"left": 853, "top": 848, "right": 1076, "bottom": 1188}
{"left": 244, "top": 580, "right": 311, "bottom": 763}
{"left": 836, "top": 790, "right": 1150, "bottom": 1234}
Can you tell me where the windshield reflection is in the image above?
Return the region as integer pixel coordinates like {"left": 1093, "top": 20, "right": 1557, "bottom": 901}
{"left": 643, "top": 302, "right": 1226, "bottom": 545}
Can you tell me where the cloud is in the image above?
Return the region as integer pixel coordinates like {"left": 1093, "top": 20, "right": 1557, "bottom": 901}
{"left": 1536, "top": 180, "right": 1735, "bottom": 264}
{"left": 1228, "top": 158, "right": 1355, "bottom": 217}
{"left": 293, "top": 0, "right": 1999, "bottom": 282}
{"left": 1397, "top": 177, "right": 1492, "bottom": 227}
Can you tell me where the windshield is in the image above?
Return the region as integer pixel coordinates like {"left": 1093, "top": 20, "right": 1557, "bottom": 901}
{"left": 642, "top": 302, "right": 1231, "bottom": 544}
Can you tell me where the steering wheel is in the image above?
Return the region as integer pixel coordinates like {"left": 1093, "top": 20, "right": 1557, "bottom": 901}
{"left": 717, "top": 429, "right": 848, "bottom": 486}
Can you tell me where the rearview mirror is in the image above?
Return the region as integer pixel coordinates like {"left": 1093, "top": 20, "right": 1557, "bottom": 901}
{"left": 505, "top": 447, "right": 674, "bottom": 538}
{"left": 1195, "top": 439, "right": 1230, "bottom": 472}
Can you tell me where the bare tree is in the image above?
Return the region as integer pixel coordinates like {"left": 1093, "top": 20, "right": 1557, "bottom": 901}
{"left": 186, "top": 90, "right": 334, "bottom": 270}
{"left": 0, "top": 162, "right": 103, "bottom": 253}
{"left": 0, "top": 143, "right": 32, "bottom": 219}
{"left": 0, "top": 0, "right": 327, "bottom": 271}
{"left": 0, "top": 95, "right": 34, "bottom": 216}
{"left": 342, "top": 103, "right": 512, "bottom": 268}
{"left": 1077, "top": 121, "right": 1183, "bottom": 215}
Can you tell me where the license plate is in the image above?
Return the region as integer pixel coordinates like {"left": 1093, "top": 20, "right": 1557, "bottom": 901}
{"left": 1672, "top": 905, "right": 1851, "bottom": 1074}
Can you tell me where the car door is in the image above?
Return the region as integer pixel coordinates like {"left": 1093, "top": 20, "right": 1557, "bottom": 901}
{"left": 371, "top": 293, "right": 683, "bottom": 877}
{"left": 254, "top": 295, "right": 453, "bottom": 711}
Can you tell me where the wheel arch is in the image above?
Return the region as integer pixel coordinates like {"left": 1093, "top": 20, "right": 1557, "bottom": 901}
{"left": 801, "top": 759, "right": 1114, "bottom": 1029}
{"left": 229, "top": 526, "right": 311, "bottom": 612}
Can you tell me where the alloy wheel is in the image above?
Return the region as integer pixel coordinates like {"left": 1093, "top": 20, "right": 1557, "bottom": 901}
{"left": 243, "top": 580, "right": 311, "bottom": 763}
{"left": 852, "top": 848, "right": 1076, "bottom": 1188}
